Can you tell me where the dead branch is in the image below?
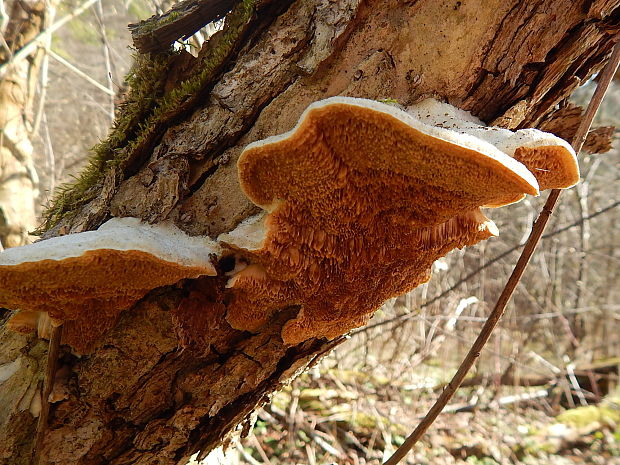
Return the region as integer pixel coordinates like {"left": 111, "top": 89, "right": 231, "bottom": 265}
{"left": 129, "top": 0, "right": 236, "bottom": 53}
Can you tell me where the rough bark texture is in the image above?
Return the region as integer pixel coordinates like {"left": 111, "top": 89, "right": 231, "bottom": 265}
{"left": 1, "top": 1, "right": 619, "bottom": 464}
{"left": 539, "top": 102, "right": 615, "bottom": 153}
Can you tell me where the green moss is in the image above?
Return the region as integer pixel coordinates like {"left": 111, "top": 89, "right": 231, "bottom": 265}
{"left": 38, "top": 52, "right": 173, "bottom": 232}
{"left": 136, "top": 10, "right": 184, "bottom": 35}
{"left": 39, "top": 0, "right": 256, "bottom": 233}
{"left": 556, "top": 404, "right": 620, "bottom": 429}
{"left": 378, "top": 98, "right": 400, "bottom": 104}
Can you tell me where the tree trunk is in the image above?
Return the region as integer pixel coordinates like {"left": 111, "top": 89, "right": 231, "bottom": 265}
{"left": 1, "top": 1, "right": 619, "bottom": 464}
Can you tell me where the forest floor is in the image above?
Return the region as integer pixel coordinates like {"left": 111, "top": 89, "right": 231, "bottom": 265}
{"left": 206, "top": 366, "right": 620, "bottom": 465}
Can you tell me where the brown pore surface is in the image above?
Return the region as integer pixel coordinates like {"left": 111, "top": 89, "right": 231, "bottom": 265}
{"left": 0, "top": 249, "right": 215, "bottom": 352}
{"left": 513, "top": 145, "right": 581, "bottom": 191}
{"left": 227, "top": 103, "right": 541, "bottom": 344}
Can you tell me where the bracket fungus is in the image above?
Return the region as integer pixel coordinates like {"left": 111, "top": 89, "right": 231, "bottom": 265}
{"left": 0, "top": 217, "right": 219, "bottom": 352}
{"left": 221, "top": 97, "right": 578, "bottom": 345}
{"left": 406, "top": 99, "right": 580, "bottom": 194}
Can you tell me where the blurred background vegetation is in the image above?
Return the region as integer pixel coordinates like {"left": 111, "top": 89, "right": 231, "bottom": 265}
{"left": 1, "top": 1, "right": 618, "bottom": 464}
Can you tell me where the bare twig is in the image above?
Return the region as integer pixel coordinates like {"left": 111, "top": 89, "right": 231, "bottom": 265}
{"left": 235, "top": 440, "right": 262, "bottom": 465}
{"left": 383, "top": 38, "right": 620, "bottom": 465}
{"left": 288, "top": 389, "right": 299, "bottom": 450}
{"left": 30, "top": 43, "right": 50, "bottom": 136}
{"left": 0, "top": 32, "right": 10, "bottom": 57}
{"left": 268, "top": 403, "right": 345, "bottom": 459}
{"left": 443, "top": 389, "right": 549, "bottom": 414}
{"left": 42, "top": 113, "right": 56, "bottom": 194}
{"left": 571, "top": 158, "right": 601, "bottom": 342}
{"left": 0, "top": 0, "right": 100, "bottom": 78}
{"left": 0, "top": 0, "right": 8, "bottom": 36}
{"left": 408, "top": 296, "right": 477, "bottom": 368}
{"left": 29, "top": 2, "right": 54, "bottom": 137}
{"left": 250, "top": 432, "right": 273, "bottom": 465}
{"left": 94, "top": 0, "right": 116, "bottom": 121}
{"left": 32, "top": 323, "right": 63, "bottom": 465}
{"left": 305, "top": 443, "right": 317, "bottom": 465}
{"left": 47, "top": 49, "right": 114, "bottom": 96}
{"left": 307, "top": 429, "right": 344, "bottom": 459}
{"left": 564, "top": 355, "right": 588, "bottom": 406}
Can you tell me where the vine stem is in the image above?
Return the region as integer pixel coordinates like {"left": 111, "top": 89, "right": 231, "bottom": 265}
{"left": 32, "top": 324, "right": 63, "bottom": 465}
{"left": 383, "top": 37, "right": 620, "bottom": 465}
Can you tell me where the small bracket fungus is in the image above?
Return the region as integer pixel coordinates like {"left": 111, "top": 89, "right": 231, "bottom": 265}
{"left": 0, "top": 217, "right": 220, "bottom": 352}
{"left": 220, "top": 97, "right": 578, "bottom": 344}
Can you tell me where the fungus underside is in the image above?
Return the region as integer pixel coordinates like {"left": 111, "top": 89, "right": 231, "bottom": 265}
{"left": 223, "top": 98, "right": 578, "bottom": 344}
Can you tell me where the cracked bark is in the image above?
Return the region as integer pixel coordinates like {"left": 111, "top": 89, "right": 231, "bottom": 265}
{"left": 1, "top": 1, "right": 619, "bottom": 464}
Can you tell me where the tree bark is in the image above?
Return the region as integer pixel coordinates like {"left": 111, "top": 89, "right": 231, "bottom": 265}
{"left": 1, "top": 1, "right": 619, "bottom": 464}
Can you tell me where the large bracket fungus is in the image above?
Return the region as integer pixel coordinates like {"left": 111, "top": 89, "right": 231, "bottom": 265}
{"left": 0, "top": 217, "right": 219, "bottom": 352}
{"left": 221, "top": 97, "right": 579, "bottom": 345}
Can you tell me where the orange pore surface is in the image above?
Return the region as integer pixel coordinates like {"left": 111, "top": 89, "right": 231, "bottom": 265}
{"left": 513, "top": 145, "right": 580, "bottom": 191}
{"left": 228, "top": 103, "right": 533, "bottom": 344}
{"left": 0, "top": 249, "right": 211, "bottom": 351}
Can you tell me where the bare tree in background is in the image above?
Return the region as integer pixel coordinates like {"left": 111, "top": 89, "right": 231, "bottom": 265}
{"left": 0, "top": 0, "right": 58, "bottom": 249}
{"left": 0, "top": 1, "right": 619, "bottom": 464}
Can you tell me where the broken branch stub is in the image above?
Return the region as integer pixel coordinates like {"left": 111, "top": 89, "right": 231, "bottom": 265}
{"left": 220, "top": 97, "right": 578, "bottom": 345}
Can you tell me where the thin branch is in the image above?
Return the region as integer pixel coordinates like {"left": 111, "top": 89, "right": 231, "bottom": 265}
{"left": 235, "top": 440, "right": 262, "bottom": 465}
{"left": 30, "top": 5, "right": 54, "bottom": 137}
{"left": 32, "top": 324, "right": 63, "bottom": 465}
{"left": 250, "top": 432, "right": 274, "bottom": 465}
{"left": 94, "top": 0, "right": 116, "bottom": 121}
{"left": 383, "top": 38, "right": 620, "bottom": 465}
{"left": 43, "top": 113, "right": 56, "bottom": 194}
{"left": 0, "top": 0, "right": 99, "bottom": 77}
{"left": 0, "top": 0, "right": 8, "bottom": 36}
{"left": 47, "top": 48, "right": 115, "bottom": 96}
